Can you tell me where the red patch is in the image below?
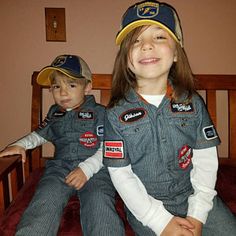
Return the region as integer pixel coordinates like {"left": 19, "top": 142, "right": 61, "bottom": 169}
{"left": 178, "top": 145, "right": 192, "bottom": 169}
{"left": 80, "top": 132, "right": 97, "bottom": 148}
{"left": 104, "top": 141, "right": 124, "bottom": 159}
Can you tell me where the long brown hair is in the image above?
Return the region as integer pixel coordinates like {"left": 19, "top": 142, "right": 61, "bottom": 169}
{"left": 108, "top": 26, "right": 196, "bottom": 108}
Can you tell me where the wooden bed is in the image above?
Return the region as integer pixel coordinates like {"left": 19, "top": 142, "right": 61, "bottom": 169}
{"left": 0, "top": 72, "right": 236, "bottom": 235}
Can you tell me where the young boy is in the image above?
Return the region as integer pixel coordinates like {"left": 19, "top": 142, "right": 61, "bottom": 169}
{"left": 0, "top": 55, "right": 125, "bottom": 236}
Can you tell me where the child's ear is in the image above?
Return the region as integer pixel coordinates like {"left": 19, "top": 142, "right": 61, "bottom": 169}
{"left": 84, "top": 82, "right": 92, "bottom": 95}
{"left": 173, "top": 50, "right": 178, "bottom": 62}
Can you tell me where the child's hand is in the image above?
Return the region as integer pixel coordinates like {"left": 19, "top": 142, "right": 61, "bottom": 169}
{"left": 65, "top": 167, "right": 88, "bottom": 190}
{"left": 0, "top": 145, "right": 26, "bottom": 163}
{"left": 186, "top": 216, "right": 202, "bottom": 236}
{"left": 161, "top": 216, "right": 194, "bottom": 236}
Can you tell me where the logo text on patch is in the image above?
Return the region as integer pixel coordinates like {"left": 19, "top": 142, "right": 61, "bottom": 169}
{"left": 120, "top": 108, "right": 146, "bottom": 123}
{"left": 104, "top": 141, "right": 124, "bottom": 159}
{"left": 171, "top": 102, "right": 194, "bottom": 113}
{"left": 78, "top": 111, "right": 94, "bottom": 120}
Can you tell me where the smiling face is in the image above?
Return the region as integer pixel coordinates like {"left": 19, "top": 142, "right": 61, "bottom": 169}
{"left": 50, "top": 72, "right": 91, "bottom": 110}
{"left": 128, "top": 25, "right": 177, "bottom": 90}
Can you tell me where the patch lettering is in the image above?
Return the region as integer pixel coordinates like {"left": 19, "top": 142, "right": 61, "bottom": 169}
{"left": 53, "top": 111, "right": 66, "bottom": 117}
{"left": 104, "top": 141, "right": 124, "bottom": 159}
{"left": 79, "top": 132, "right": 97, "bottom": 148}
{"left": 178, "top": 145, "right": 192, "bottom": 169}
{"left": 171, "top": 102, "right": 194, "bottom": 113}
{"left": 120, "top": 108, "right": 147, "bottom": 123}
{"left": 203, "top": 125, "right": 218, "bottom": 140}
{"left": 78, "top": 111, "right": 94, "bottom": 120}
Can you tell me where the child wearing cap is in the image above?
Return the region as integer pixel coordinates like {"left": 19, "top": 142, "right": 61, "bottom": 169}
{"left": 103, "top": 1, "right": 236, "bottom": 235}
{"left": 0, "top": 55, "right": 125, "bottom": 236}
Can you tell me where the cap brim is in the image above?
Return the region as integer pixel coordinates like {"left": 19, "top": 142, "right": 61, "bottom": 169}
{"left": 36, "top": 67, "right": 85, "bottom": 86}
{"left": 116, "top": 19, "right": 179, "bottom": 45}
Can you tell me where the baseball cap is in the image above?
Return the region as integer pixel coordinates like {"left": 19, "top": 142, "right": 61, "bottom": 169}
{"left": 37, "top": 55, "right": 92, "bottom": 86}
{"left": 116, "top": 0, "right": 183, "bottom": 47}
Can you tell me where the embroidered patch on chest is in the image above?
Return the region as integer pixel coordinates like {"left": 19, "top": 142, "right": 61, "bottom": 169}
{"left": 119, "top": 108, "right": 147, "bottom": 123}
{"left": 79, "top": 132, "right": 97, "bottom": 148}
{"left": 203, "top": 125, "right": 218, "bottom": 140}
{"left": 78, "top": 111, "right": 94, "bottom": 120}
{"left": 53, "top": 111, "right": 66, "bottom": 117}
{"left": 178, "top": 145, "right": 192, "bottom": 169}
{"left": 104, "top": 141, "right": 124, "bottom": 159}
{"left": 171, "top": 102, "right": 194, "bottom": 113}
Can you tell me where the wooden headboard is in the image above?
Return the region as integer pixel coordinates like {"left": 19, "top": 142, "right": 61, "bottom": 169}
{"left": 30, "top": 72, "right": 236, "bottom": 173}
{"left": 0, "top": 72, "right": 236, "bottom": 216}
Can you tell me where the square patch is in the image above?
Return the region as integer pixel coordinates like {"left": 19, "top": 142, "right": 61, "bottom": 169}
{"left": 104, "top": 141, "right": 124, "bottom": 159}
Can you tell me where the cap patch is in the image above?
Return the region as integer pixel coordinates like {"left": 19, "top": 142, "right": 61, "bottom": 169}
{"left": 79, "top": 132, "right": 97, "bottom": 148}
{"left": 137, "top": 2, "right": 159, "bottom": 18}
{"left": 104, "top": 141, "right": 124, "bottom": 159}
{"left": 78, "top": 111, "right": 94, "bottom": 120}
{"left": 120, "top": 108, "right": 147, "bottom": 123}
{"left": 171, "top": 102, "right": 194, "bottom": 113}
{"left": 51, "top": 55, "right": 67, "bottom": 67}
{"left": 203, "top": 125, "right": 218, "bottom": 140}
{"left": 178, "top": 145, "right": 192, "bottom": 169}
{"left": 97, "top": 125, "right": 104, "bottom": 136}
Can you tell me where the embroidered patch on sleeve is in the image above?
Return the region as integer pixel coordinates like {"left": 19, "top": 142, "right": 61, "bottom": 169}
{"left": 97, "top": 125, "right": 104, "bottom": 136}
{"left": 104, "top": 141, "right": 124, "bottom": 159}
{"left": 203, "top": 125, "right": 218, "bottom": 140}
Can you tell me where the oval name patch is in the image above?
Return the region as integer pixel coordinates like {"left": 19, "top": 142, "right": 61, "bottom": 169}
{"left": 120, "top": 108, "right": 147, "bottom": 123}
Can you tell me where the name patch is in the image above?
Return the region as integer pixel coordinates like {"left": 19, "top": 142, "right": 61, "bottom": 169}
{"left": 120, "top": 108, "right": 147, "bottom": 123}
{"left": 53, "top": 111, "right": 66, "bottom": 117}
{"left": 171, "top": 102, "right": 194, "bottom": 113}
{"left": 78, "top": 111, "right": 94, "bottom": 120}
{"left": 178, "top": 145, "right": 192, "bottom": 169}
{"left": 203, "top": 125, "right": 218, "bottom": 140}
{"left": 80, "top": 132, "right": 97, "bottom": 148}
{"left": 104, "top": 141, "right": 124, "bottom": 159}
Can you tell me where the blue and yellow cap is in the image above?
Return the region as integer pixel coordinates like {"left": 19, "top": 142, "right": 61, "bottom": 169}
{"left": 116, "top": 0, "right": 183, "bottom": 47}
{"left": 37, "top": 55, "right": 92, "bottom": 86}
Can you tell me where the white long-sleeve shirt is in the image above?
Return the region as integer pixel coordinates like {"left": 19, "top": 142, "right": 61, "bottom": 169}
{"left": 11, "top": 131, "right": 103, "bottom": 180}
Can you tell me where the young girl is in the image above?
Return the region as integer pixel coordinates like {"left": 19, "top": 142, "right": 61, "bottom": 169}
{"left": 103, "top": 1, "right": 236, "bottom": 235}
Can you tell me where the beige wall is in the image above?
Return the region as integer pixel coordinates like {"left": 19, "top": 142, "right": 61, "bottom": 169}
{"left": 0, "top": 0, "right": 236, "bottom": 149}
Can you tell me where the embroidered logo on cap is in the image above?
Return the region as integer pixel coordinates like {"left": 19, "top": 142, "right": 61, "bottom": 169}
{"left": 120, "top": 108, "right": 147, "bottom": 123}
{"left": 51, "top": 55, "right": 67, "bottom": 67}
{"left": 137, "top": 2, "right": 159, "bottom": 18}
{"left": 78, "top": 111, "right": 94, "bottom": 120}
{"left": 171, "top": 102, "right": 194, "bottom": 113}
{"left": 104, "top": 141, "right": 124, "bottom": 159}
{"left": 178, "top": 145, "right": 192, "bottom": 169}
{"left": 203, "top": 125, "right": 218, "bottom": 140}
{"left": 79, "top": 132, "right": 97, "bottom": 148}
